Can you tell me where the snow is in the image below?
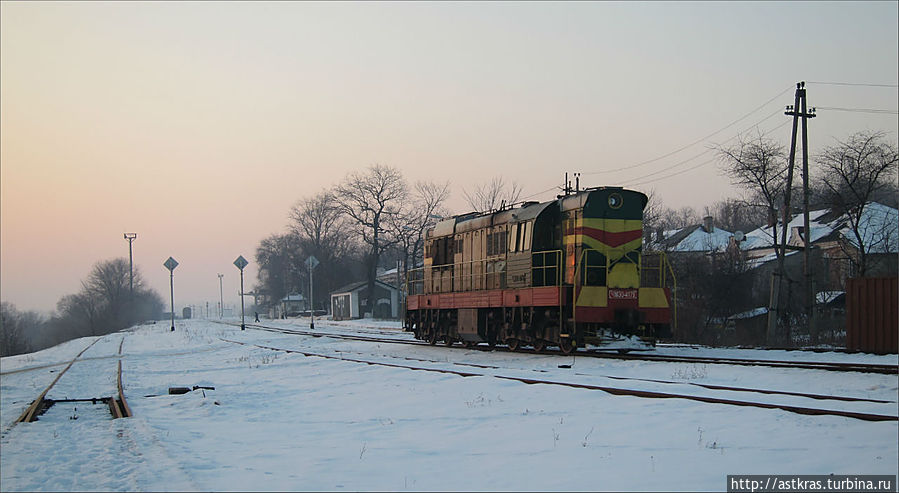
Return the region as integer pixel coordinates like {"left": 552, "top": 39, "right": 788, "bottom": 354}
{"left": 669, "top": 226, "right": 734, "bottom": 253}
{"left": 741, "top": 203, "right": 899, "bottom": 254}
{"left": 816, "top": 291, "right": 845, "bottom": 305}
{"left": 2, "top": 317, "right": 897, "bottom": 491}
{"left": 728, "top": 306, "right": 769, "bottom": 320}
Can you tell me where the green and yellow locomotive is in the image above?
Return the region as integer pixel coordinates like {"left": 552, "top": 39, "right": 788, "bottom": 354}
{"left": 405, "top": 186, "right": 675, "bottom": 353}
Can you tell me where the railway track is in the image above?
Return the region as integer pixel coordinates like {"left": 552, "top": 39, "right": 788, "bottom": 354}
{"left": 218, "top": 336, "right": 898, "bottom": 422}
{"left": 13, "top": 336, "right": 132, "bottom": 424}
{"left": 228, "top": 321, "right": 898, "bottom": 375}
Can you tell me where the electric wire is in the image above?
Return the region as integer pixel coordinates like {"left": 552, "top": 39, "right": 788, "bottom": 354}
{"left": 518, "top": 81, "right": 892, "bottom": 201}
{"left": 618, "top": 108, "right": 785, "bottom": 184}
{"left": 624, "top": 118, "right": 793, "bottom": 187}
{"left": 520, "top": 89, "right": 794, "bottom": 202}
{"left": 806, "top": 81, "right": 899, "bottom": 88}
{"left": 814, "top": 106, "right": 898, "bottom": 115}
{"left": 584, "top": 85, "right": 794, "bottom": 175}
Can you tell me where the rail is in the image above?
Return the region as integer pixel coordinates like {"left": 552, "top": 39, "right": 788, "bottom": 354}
{"left": 219, "top": 331, "right": 898, "bottom": 422}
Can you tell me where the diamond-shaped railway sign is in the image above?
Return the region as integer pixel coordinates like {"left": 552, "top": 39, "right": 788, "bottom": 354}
{"left": 305, "top": 255, "right": 319, "bottom": 270}
{"left": 233, "top": 255, "right": 248, "bottom": 271}
{"left": 164, "top": 257, "right": 179, "bottom": 272}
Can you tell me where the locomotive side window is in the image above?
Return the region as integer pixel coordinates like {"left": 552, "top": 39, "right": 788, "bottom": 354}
{"left": 521, "top": 222, "right": 532, "bottom": 251}
{"left": 508, "top": 224, "right": 518, "bottom": 253}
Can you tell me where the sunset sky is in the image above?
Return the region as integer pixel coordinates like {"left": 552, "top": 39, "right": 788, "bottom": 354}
{"left": 2, "top": 1, "right": 897, "bottom": 314}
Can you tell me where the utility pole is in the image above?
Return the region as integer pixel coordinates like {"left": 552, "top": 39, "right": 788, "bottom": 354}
{"left": 769, "top": 81, "right": 817, "bottom": 347}
{"left": 124, "top": 233, "right": 137, "bottom": 295}
{"left": 786, "top": 82, "right": 817, "bottom": 344}
{"left": 767, "top": 82, "right": 802, "bottom": 347}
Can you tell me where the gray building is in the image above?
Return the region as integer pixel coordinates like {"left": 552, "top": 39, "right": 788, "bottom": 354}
{"left": 330, "top": 280, "right": 399, "bottom": 320}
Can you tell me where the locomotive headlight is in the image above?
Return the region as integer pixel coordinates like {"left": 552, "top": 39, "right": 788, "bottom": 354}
{"left": 608, "top": 193, "right": 623, "bottom": 209}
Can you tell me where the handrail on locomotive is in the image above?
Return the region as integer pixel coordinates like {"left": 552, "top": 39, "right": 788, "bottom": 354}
{"left": 404, "top": 248, "right": 676, "bottom": 333}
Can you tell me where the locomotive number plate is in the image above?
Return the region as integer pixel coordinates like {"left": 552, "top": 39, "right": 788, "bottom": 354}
{"left": 608, "top": 288, "right": 638, "bottom": 300}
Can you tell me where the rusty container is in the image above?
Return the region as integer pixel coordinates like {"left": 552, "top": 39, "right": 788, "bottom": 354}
{"left": 846, "top": 277, "right": 898, "bottom": 354}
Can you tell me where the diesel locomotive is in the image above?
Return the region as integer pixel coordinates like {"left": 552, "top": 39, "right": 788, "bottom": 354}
{"left": 404, "top": 186, "right": 676, "bottom": 353}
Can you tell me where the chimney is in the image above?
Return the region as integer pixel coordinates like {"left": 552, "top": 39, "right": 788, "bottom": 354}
{"left": 767, "top": 207, "right": 777, "bottom": 228}
{"left": 702, "top": 216, "right": 714, "bottom": 233}
{"left": 655, "top": 227, "right": 664, "bottom": 243}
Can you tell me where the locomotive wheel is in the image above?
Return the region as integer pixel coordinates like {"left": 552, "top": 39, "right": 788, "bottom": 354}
{"left": 463, "top": 341, "right": 477, "bottom": 349}
{"left": 428, "top": 331, "right": 438, "bottom": 346}
{"left": 444, "top": 336, "right": 454, "bottom": 347}
{"left": 559, "top": 337, "right": 575, "bottom": 354}
{"left": 506, "top": 338, "right": 520, "bottom": 351}
{"left": 532, "top": 339, "right": 546, "bottom": 352}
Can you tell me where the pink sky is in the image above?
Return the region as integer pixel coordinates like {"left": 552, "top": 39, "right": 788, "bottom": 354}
{"left": 2, "top": 2, "right": 897, "bottom": 313}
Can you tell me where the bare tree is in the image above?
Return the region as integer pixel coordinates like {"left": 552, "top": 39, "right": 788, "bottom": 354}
{"left": 1, "top": 302, "right": 36, "bottom": 356}
{"left": 288, "top": 192, "right": 357, "bottom": 312}
{"left": 254, "top": 233, "right": 303, "bottom": 311}
{"left": 85, "top": 258, "right": 132, "bottom": 330}
{"left": 816, "top": 131, "right": 899, "bottom": 276}
{"left": 56, "top": 289, "right": 102, "bottom": 337}
{"left": 715, "top": 132, "right": 788, "bottom": 258}
{"left": 707, "top": 198, "right": 767, "bottom": 234}
{"left": 462, "top": 176, "right": 522, "bottom": 213}
{"left": 387, "top": 180, "right": 452, "bottom": 289}
{"left": 52, "top": 259, "right": 161, "bottom": 338}
{"left": 334, "top": 164, "right": 409, "bottom": 314}
{"left": 642, "top": 189, "right": 666, "bottom": 248}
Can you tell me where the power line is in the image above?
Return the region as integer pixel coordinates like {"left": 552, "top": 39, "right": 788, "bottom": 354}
{"left": 584, "top": 85, "right": 794, "bottom": 175}
{"left": 814, "top": 106, "right": 898, "bottom": 115}
{"left": 519, "top": 93, "right": 795, "bottom": 202}
{"left": 623, "top": 118, "right": 793, "bottom": 187}
{"left": 807, "top": 81, "right": 898, "bottom": 88}
{"left": 618, "top": 110, "right": 791, "bottom": 186}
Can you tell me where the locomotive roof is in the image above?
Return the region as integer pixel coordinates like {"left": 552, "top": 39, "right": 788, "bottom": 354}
{"left": 428, "top": 187, "right": 645, "bottom": 238}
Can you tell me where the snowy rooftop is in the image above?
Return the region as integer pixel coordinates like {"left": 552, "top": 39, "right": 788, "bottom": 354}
{"left": 740, "top": 202, "right": 898, "bottom": 254}
{"left": 656, "top": 224, "right": 734, "bottom": 252}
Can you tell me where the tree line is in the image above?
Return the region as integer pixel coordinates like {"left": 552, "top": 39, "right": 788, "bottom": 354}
{"left": 1, "top": 259, "right": 164, "bottom": 357}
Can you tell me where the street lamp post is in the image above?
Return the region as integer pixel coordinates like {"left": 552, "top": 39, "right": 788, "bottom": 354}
{"left": 124, "top": 233, "right": 137, "bottom": 295}
{"left": 164, "top": 257, "right": 179, "bottom": 332}
{"left": 234, "top": 256, "right": 248, "bottom": 330}
{"left": 218, "top": 273, "right": 224, "bottom": 318}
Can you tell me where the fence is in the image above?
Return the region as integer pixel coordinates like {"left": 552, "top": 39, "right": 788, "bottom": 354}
{"left": 846, "top": 277, "right": 898, "bottom": 354}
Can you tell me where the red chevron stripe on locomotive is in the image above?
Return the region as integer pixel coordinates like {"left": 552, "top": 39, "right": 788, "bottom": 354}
{"left": 573, "top": 227, "right": 642, "bottom": 248}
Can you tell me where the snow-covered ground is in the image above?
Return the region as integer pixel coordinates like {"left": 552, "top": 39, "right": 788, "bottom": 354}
{"left": 1, "top": 317, "right": 897, "bottom": 492}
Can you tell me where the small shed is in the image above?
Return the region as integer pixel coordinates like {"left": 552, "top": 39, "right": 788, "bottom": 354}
{"left": 279, "top": 294, "right": 306, "bottom": 318}
{"left": 330, "top": 280, "right": 399, "bottom": 320}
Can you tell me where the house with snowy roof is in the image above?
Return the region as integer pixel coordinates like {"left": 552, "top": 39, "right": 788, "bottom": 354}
{"left": 651, "top": 216, "right": 735, "bottom": 254}
{"left": 735, "top": 202, "right": 898, "bottom": 287}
